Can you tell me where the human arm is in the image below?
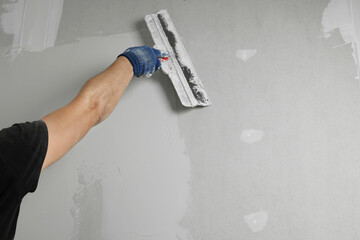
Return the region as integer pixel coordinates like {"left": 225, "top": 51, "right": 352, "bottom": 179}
{"left": 41, "top": 46, "right": 165, "bottom": 170}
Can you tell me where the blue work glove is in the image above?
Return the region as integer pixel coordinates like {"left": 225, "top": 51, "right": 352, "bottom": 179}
{"left": 118, "top": 46, "right": 168, "bottom": 77}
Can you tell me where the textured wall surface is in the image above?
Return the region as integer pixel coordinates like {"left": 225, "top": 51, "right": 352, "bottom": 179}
{"left": 1, "top": 0, "right": 360, "bottom": 239}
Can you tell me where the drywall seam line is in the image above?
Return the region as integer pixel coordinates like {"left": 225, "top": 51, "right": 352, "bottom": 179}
{"left": 349, "top": 0, "right": 360, "bottom": 78}
{"left": 20, "top": 0, "right": 27, "bottom": 49}
{"left": 16, "top": 0, "right": 27, "bottom": 56}
{"left": 44, "top": 0, "right": 52, "bottom": 48}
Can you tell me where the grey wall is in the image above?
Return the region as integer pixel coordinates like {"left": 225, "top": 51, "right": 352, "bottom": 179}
{"left": 2, "top": 0, "right": 360, "bottom": 239}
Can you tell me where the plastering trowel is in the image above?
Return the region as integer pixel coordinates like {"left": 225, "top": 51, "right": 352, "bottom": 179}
{"left": 145, "top": 10, "right": 211, "bottom": 107}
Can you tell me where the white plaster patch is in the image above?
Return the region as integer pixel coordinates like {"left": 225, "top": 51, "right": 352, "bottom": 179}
{"left": 322, "top": 0, "right": 360, "bottom": 79}
{"left": 236, "top": 49, "right": 257, "bottom": 62}
{"left": 244, "top": 211, "right": 268, "bottom": 232}
{"left": 240, "top": 129, "right": 264, "bottom": 144}
{"left": 1, "top": 0, "right": 64, "bottom": 59}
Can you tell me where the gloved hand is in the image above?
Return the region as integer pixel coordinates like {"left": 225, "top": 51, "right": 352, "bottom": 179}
{"left": 118, "top": 46, "right": 168, "bottom": 77}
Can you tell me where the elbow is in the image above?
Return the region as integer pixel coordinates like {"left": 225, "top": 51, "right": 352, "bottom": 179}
{"left": 76, "top": 91, "right": 104, "bottom": 127}
{"left": 90, "top": 100, "right": 103, "bottom": 126}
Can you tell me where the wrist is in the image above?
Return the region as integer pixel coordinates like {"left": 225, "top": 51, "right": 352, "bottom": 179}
{"left": 116, "top": 56, "right": 134, "bottom": 77}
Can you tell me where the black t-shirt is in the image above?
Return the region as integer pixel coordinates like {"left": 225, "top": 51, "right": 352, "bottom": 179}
{"left": 0, "top": 121, "right": 48, "bottom": 240}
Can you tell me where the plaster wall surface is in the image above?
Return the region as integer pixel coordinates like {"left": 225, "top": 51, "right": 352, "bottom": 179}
{"left": 1, "top": 0, "right": 360, "bottom": 239}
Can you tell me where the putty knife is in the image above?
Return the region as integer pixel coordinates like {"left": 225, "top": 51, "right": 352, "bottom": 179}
{"left": 145, "top": 9, "right": 211, "bottom": 107}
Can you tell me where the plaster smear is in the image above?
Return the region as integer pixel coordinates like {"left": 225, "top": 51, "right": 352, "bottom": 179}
{"left": 244, "top": 211, "right": 268, "bottom": 233}
{"left": 71, "top": 170, "right": 103, "bottom": 240}
{"left": 240, "top": 129, "right": 264, "bottom": 144}
{"left": 1, "top": 0, "right": 63, "bottom": 59}
{"left": 236, "top": 49, "right": 257, "bottom": 62}
{"left": 322, "top": 0, "right": 360, "bottom": 78}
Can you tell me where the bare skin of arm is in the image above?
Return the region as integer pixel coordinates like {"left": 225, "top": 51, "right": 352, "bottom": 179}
{"left": 41, "top": 56, "right": 133, "bottom": 170}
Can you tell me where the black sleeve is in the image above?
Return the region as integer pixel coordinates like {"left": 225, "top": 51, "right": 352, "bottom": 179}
{"left": 0, "top": 120, "right": 48, "bottom": 194}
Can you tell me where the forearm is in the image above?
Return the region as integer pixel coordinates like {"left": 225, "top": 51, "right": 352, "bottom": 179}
{"left": 41, "top": 46, "right": 161, "bottom": 170}
{"left": 41, "top": 57, "right": 133, "bottom": 169}
{"left": 77, "top": 56, "right": 134, "bottom": 125}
